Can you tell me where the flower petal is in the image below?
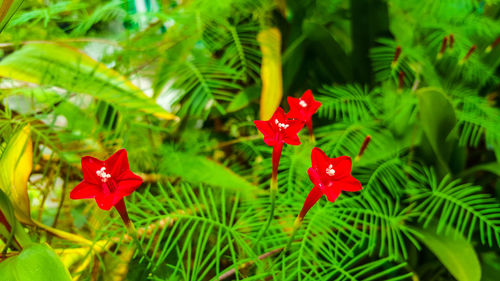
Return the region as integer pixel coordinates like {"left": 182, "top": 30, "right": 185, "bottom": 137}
{"left": 105, "top": 149, "right": 130, "bottom": 178}
{"left": 286, "top": 97, "right": 302, "bottom": 119}
{"left": 323, "top": 187, "right": 341, "bottom": 203}
{"left": 307, "top": 168, "right": 322, "bottom": 188}
{"left": 338, "top": 175, "right": 363, "bottom": 192}
{"left": 117, "top": 170, "right": 143, "bottom": 196}
{"left": 310, "top": 100, "right": 322, "bottom": 114}
{"left": 254, "top": 120, "right": 274, "bottom": 139}
{"left": 271, "top": 107, "right": 287, "bottom": 122}
{"left": 301, "top": 89, "right": 314, "bottom": 102}
{"left": 81, "top": 156, "right": 104, "bottom": 184}
{"left": 311, "top": 147, "right": 329, "bottom": 175}
{"left": 287, "top": 120, "right": 305, "bottom": 134}
{"left": 284, "top": 133, "right": 301, "bottom": 145}
{"left": 70, "top": 181, "right": 101, "bottom": 199}
{"left": 298, "top": 185, "right": 323, "bottom": 219}
{"left": 331, "top": 156, "right": 352, "bottom": 179}
{"left": 263, "top": 136, "right": 277, "bottom": 146}
{"left": 94, "top": 193, "right": 122, "bottom": 211}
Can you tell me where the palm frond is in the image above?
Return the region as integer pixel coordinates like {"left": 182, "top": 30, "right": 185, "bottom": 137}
{"left": 408, "top": 166, "right": 500, "bottom": 248}
{"left": 317, "top": 85, "right": 379, "bottom": 122}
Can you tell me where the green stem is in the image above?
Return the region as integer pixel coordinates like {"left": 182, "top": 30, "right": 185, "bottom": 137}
{"left": 282, "top": 217, "right": 302, "bottom": 256}
{"left": 277, "top": 216, "right": 302, "bottom": 270}
{"left": 256, "top": 184, "right": 277, "bottom": 242}
{"left": 115, "top": 199, "right": 152, "bottom": 264}
{"left": 255, "top": 143, "right": 283, "bottom": 244}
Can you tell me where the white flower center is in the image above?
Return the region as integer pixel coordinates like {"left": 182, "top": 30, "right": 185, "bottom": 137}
{"left": 96, "top": 167, "right": 111, "bottom": 182}
{"left": 274, "top": 119, "right": 289, "bottom": 130}
{"left": 326, "top": 164, "right": 336, "bottom": 176}
{"left": 299, "top": 100, "right": 308, "bottom": 107}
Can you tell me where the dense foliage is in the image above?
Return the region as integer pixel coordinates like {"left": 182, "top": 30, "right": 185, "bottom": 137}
{"left": 1, "top": 0, "right": 500, "bottom": 280}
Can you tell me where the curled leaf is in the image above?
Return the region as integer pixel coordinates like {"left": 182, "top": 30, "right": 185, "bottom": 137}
{"left": 0, "top": 125, "right": 32, "bottom": 224}
{"left": 258, "top": 28, "right": 283, "bottom": 120}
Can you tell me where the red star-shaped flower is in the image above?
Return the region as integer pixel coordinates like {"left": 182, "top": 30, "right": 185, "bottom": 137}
{"left": 254, "top": 107, "right": 304, "bottom": 147}
{"left": 286, "top": 90, "right": 321, "bottom": 136}
{"left": 308, "top": 147, "right": 362, "bottom": 201}
{"left": 298, "top": 147, "right": 362, "bottom": 219}
{"left": 70, "top": 149, "right": 143, "bottom": 210}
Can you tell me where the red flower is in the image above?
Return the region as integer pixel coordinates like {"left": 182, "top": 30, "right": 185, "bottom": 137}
{"left": 286, "top": 90, "right": 322, "bottom": 137}
{"left": 254, "top": 107, "right": 304, "bottom": 147}
{"left": 298, "top": 147, "right": 362, "bottom": 219}
{"left": 70, "top": 149, "right": 143, "bottom": 211}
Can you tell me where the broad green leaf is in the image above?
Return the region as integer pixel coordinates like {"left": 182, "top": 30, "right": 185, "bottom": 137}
{"left": 0, "top": 243, "right": 72, "bottom": 281}
{"left": 258, "top": 28, "right": 282, "bottom": 120}
{"left": 0, "top": 189, "right": 32, "bottom": 250}
{"left": 226, "top": 85, "right": 260, "bottom": 113}
{"left": 414, "top": 226, "right": 481, "bottom": 281}
{"left": 417, "top": 88, "right": 457, "bottom": 173}
{"left": 0, "top": 43, "right": 177, "bottom": 121}
{"left": 481, "top": 252, "right": 500, "bottom": 281}
{"left": 302, "top": 21, "right": 351, "bottom": 83}
{"left": 0, "top": 125, "right": 32, "bottom": 224}
{"left": 0, "top": 0, "right": 24, "bottom": 33}
{"left": 160, "top": 150, "right": 260, "bottom": 196}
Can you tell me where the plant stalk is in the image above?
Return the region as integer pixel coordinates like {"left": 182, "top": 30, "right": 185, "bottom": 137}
{"left": 256, "top": 143, "right": 283, "bottom": 242}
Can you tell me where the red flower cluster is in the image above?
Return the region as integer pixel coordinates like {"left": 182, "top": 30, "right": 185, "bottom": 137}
{"left": 254, "top": 90, "right": 322, "bottom": 146}
{"left": 67, "top": 89, "right": 364, "bottom": 251}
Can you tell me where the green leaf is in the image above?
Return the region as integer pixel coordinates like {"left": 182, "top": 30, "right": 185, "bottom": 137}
{"left": 0, "top": 43, "right": 177, "bottom": 121}
{"left": 302, "top": 21, "right": 351, "bottom": 84}
{"left": 226, "top": 85, "right": 260, "bottom": 113}
{"left": 417, "top": 88, "right": 457, "bottom": 174}
{"left": 0, "top": 189, "right": 32, "bottom": 250}
{"left": 160, "top": 150, "right": 260, "bottom": 196}
{"left": 481, "top": 252, "right": 500, "bottom": 281}
{"left": 0, "top": 125, "right": 32, "bottom": 224}
{"left": 414, "top": 225, "right": 481, "bottom": 281}
{"left": 0, "top": 0, "right": 24, "bottom": 33}
{"left": 0, "top": 243, "right": 72, "bottom": 281}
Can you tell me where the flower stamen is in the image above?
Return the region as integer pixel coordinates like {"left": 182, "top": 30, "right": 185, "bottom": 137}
{"left": 326, "top": 164, "right": 335, "bottom": 176}
{"left": 275, "top": 119, "right": 290, "bottom": 130}
{"left": 96, "top": 167, "right": 111, "bottom": 182}
{"left": 299, "top": 100, "right": 308, "bottom": 107}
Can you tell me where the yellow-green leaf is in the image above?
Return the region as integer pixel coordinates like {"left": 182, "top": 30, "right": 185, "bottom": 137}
{"left": 0, "top": 189, "right": 32, "bottom": 249}
{"left": 258, "top": 28, "right": 283, "bottom": 120}
{"left": 0, "top": 0, "right": 24, "bottom": 33}
{"left": 414, "top": 225, "right": 481, "bottom": 281}
{"left": 0, "top": 125, "right": 32, "bottom": 224}
{"left": 0, "top": 43, "right": 178, "bottom": 121}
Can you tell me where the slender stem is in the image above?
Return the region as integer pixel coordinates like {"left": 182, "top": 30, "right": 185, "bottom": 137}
{"left": 306, "top": 119, "right": 314, "bottom": 142}
{"left": 115, "top": 199, "right": 152, "bottom": 264}
{"left": 282, "top": 217, "right": 303, "bottom": 255}
{"left": 217, "top": 248, "right": 282, "bottom": 281}
{"left": 256, "top": 143, "right": 283, "bottom": 242}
